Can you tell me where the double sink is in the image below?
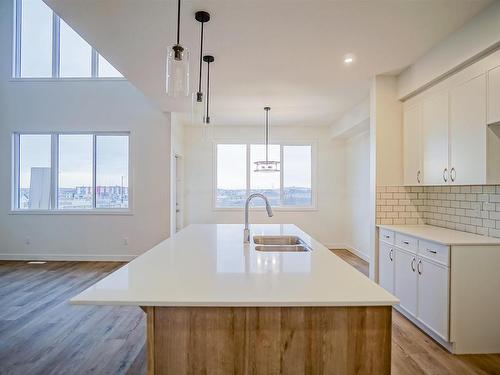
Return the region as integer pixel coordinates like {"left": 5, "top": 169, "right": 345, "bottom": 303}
{"left": 252, "top": 235, "right": 312, "bottom": 252}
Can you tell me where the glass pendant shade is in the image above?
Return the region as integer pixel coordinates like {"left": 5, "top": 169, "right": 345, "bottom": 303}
{"left": 254, "top": 160, "right": 280, "bottom": 172}
{"left": 191, "top": 92, "right": 204, "bottom": 126}
{"left": 166, "top": 45, "right": 190, "bottom": 97}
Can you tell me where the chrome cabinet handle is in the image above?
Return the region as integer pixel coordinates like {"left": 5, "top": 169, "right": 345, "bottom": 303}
{"left": 389, "top": 249, "right": 393, "bottom": 261}
{"left": 417, "top": 259, "right": 422, "bottom": 275}
{"left": 443, "top": 168, "right": 448, "bottom": 182}
{"left": 427, "top": 248, "right": 437, "bottom": 254}
{"left": 417, "top": 170, "right": 421, "bottom": 184}
{"left": 403, "top": 241, "right": 410, "bottom": 245}
{"left": 384, "top": 235, "right": 390, "bottom": 239}
{"left": 411, "top": 257, "right": 416, "bottom": 272}
{"left": 450, "top": 167, "right": 456, "bottom": 182}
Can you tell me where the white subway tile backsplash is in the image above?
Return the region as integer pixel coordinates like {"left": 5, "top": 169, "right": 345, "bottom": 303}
{"left": 376, "top": 185, "right": 500, "bottom": 239}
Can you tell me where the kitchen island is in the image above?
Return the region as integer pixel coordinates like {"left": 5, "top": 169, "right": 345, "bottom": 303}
{"left": 72, "top": 224, "right": 398, "bottom": 374}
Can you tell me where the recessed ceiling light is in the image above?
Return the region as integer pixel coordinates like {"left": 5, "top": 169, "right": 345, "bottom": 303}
{"left": 27, "top": 261, "right": 46, "bottom": 264}
{"left": 343, "top": 54, "right": 355, "bottom": 65}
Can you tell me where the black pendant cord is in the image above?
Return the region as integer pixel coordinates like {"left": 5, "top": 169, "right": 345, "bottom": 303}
{"left": 206, "top": 61, "right": 210, "bottom": 122}
{"left": 176, "top": 0, "right": 181, "bottom": 45}
{"left": 264, "top": 107, "right": 270, "bottom": 162}
{"left": 198, "top": 22, "right": 204, "bottom": 95}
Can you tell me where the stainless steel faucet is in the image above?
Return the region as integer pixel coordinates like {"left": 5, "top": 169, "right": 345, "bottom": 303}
{"left": 244, "top": 193, "right": 274, "bottom": 243}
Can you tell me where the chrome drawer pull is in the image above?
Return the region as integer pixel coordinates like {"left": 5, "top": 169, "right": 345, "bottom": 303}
{"left": 427, "top": 248, "right": 437, "bottom": 254}
{"left": 403, "top": 241, "right": 410, "bottom": 245}
{"left": 384, "top": 235, "right": 390, "bottom": 239}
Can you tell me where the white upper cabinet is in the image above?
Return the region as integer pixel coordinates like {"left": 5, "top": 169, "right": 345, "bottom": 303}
{"left": 403, "top": 104, "right": 423, "bottom": 185}
{"left": 449, "top": 74, "right": 487, "bottom": 185}
{"left": 402, "top": 53, "right": 500, "bottom": 186}
{"left": 422, "top": 91, "right": 449, "bottom": 185}
{"left": 488, "top": 66, "right": 500, "bottom": 125}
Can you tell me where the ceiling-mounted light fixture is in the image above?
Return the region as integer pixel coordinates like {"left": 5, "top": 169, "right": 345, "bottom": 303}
{"left": 192, "top": 11, "right": 210, "bottom": 126}
{"left": 203, "top": 55, "right": 214, "bottom": 125}
{"left": 254, "top": 107, "right": 280, "bottom": 173}
{"left": 166, "top": 0, "right": 190, "bottom": 97}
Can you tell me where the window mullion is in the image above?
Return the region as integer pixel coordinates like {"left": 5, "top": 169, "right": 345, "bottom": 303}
{"left": 13, "top": 134, "right": 20, "bottom": 209}
{"left": 280, "top": 145, "right": 284, "bottom": 206}
{"left": 52, "top": 14, "right": 60, "bottom": 78}
{"left": 91, "top": 48, "right": 98, "bottom": 77}
{"left": 51, "top": 133, "right": 59, "bottom": 209}
{"left": 92, "top": 134, "right": 97, "bottom": 208}
{"left": 14, "top": 0, "right": 22, "bottom": 77}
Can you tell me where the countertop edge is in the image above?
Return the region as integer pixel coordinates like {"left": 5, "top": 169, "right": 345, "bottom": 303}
{"left": 377, "top": 224, "right": 500, "bottom": 246}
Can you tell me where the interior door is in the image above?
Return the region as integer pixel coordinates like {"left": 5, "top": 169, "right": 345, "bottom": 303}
{"left": 449, "top": 74, "right": 487, "bottom": 185}
{"left": 422, "top": 90, "right": 449, "bottom": 185}
{"left": 379, "top": 241, "right": 395, "bottom": 294}
{"left": 394, "top": 248, "right": 418, "bottom": 316}
{"left": 403, "top": 104, "right": 422, "bottom": 185}
{"left": 417, "top": 257, "right": 450, "bottom": 340}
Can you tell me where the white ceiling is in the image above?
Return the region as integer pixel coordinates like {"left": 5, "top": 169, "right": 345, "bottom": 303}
{"left": 44, "top": 0, "right": 492, "bottom": 127}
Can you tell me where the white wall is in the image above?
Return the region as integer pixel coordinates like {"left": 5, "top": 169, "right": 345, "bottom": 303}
{"left": 183, "top": 125, "right": 346, "bottom": 247}
{"left": 398, "top": 0, "right": 500, "bottom": 99}
{"left": 0, "top": 0, "right": 171, "bottom": 260}
{"left": 343, "top": 131, "right": 371, "bottom": 261}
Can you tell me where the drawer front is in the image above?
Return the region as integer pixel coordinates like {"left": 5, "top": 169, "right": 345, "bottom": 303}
{"left": 380, "top": 229, "right": 395, "bottom": 244}
{"left": 418, "top": 239, "right": 450, "bottom": 266}
{"left": 395, "top": 233, "right": 418, "bottom": 253}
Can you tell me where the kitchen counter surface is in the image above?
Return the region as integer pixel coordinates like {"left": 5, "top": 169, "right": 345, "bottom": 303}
{"left": 72, "top": 224, "right": 398, "bottom": 307}
{"left": 378, "top": 224, "right": 500, "bottom": 246}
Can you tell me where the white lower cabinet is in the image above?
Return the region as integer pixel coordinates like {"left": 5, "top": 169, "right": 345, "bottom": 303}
{"left": 378, "top": 241, "right": 395, "bottom": 294}
{"left": 417, "top": 257, "right": 449, "bottom": 340}
{"left": 379, "top": 232, "right": 450, "bottom": 344}
{"left": 394, "top": 248, "right": 418, "bottom": 316}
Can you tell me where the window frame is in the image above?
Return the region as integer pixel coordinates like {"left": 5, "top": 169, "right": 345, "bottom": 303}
{"left": 213, "top": 140, "right": 317, "bottom": 211}
{"left": 11, "top": 131, "right": 132, "bottom": 215}
{"left": 12, "top": 0, "right": 124, "bottom": 80}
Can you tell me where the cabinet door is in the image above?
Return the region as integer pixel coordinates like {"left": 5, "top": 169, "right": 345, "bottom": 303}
{"left": 449, "top": 74, "right": 487, "bottom": 184}
{"left": 422, "top": 90, "right": 449, "bottom": 185}
{"left": 488, "top": 66, "right": 500, "bottom": 125}
{"left": 394, "top": 248, "right": 418, "bottom": 316}
{"left": 379, "top": 241, "right": 395, "bottom": 294}
{"left": 403, "top": 104, "right": 422, "bottom": 185}
{"left": 417, "top": 257, "right": 449, "bottom": 340}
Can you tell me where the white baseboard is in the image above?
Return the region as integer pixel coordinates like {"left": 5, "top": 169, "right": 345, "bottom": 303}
{"left": 325, "top": 243, "right": 371, "bottom": 263}
{"left": 0, "top": 253, "right": 136, "bottom": 262}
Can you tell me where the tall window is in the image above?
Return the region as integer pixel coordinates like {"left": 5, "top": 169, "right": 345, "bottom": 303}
{"left": 14, "top": 0, "right": 123, "bottom": 78}
{"left": 13, "top": 132, "right": 130, "bottom": 211}
{"left": 216, "top": 143, "right": 313, "bottom": 208}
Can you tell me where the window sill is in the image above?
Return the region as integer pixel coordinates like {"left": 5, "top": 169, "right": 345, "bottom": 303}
{"left": 212, "top": 206, "right": 318, "bottom": 212}
{"left": 9, "top": 209, "right": 133, "bottom": 216}
{"left": 9, "top": 77, "right": 126, "bottom": 82}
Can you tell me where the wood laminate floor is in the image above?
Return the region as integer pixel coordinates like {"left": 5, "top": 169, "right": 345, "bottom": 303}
{"left": 0, "top": 256, "right": 499, "bottom": 374}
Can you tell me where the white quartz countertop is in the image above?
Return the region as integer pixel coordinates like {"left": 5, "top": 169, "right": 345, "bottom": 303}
{"left": 378, "top": 224, "right": 500, "bottom": 246}
{"left": 71, "top": 224, "right": 398, "bottom": 307}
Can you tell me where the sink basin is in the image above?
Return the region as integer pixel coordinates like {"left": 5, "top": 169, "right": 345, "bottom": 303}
{"left": 255, "top": 245, "right": 310, "bottom": 252}
{"left": 253, "top": 235, "right": 302, "bottom": 245}
{"left": 253, "top": 235, "right": 311, "bottom": 252}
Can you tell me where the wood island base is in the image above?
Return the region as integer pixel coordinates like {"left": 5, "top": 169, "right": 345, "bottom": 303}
{"left": 143, "top": 305, "right": 392, "bottom": 375}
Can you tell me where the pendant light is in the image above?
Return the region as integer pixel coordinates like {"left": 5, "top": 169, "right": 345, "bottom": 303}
{"left": 254, "top": 107, "right": 280, "bottom": 172}
{"left": 166, "top": 0, "right": 190, "bottom": 97}
{"left": 191, "top": 11, "right": 210, "bottom": 126}
{"left": 203, "top": 55, "right": 214, "bottom": 125}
